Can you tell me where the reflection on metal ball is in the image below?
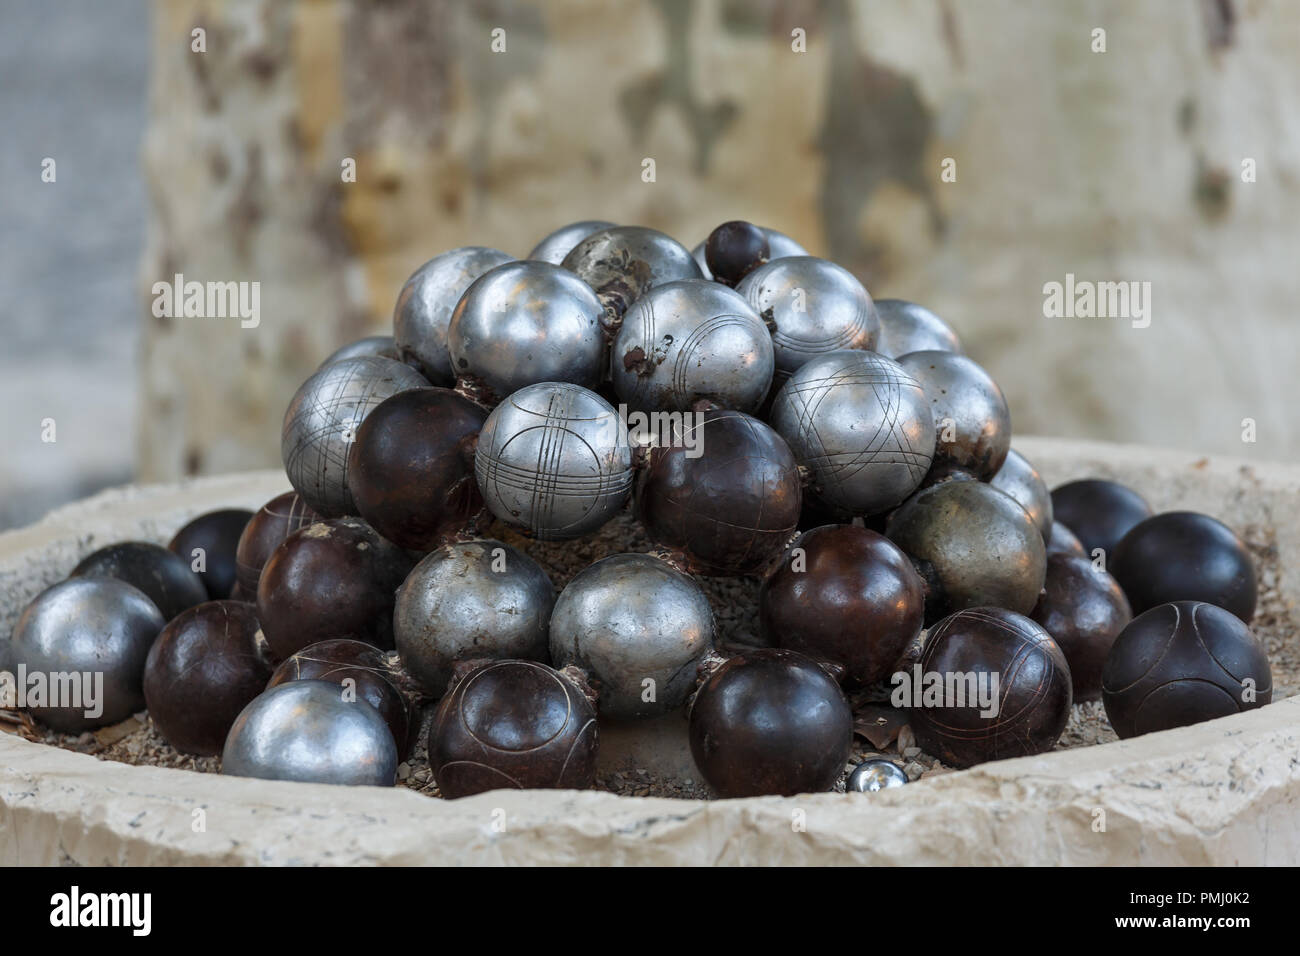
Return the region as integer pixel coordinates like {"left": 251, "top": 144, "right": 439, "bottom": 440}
{"left": 561, "top": 225, "right": 701, "bottom": 332}
{"left": 898, "top": 351, "right": 1011, "bottom": 481}
{"left": 71, "top": 540, "right": 208, "bottom": 621}
{"left": 991, "top": 448, "right": 1054, "bottom": 541}
{"left": 692, "top": 226, "right": 808, "bottom": 280}
{"left": 527, "top": 220, "right": 616, "bottom": 265}
{"left": 319, "top": 335, "right": 399, "bottom": 369}
{"left": 847, "top": 758, "right": 909, "bottom": 792}
{"left": 874, "top": 299, "right": 963, "bottom": 359}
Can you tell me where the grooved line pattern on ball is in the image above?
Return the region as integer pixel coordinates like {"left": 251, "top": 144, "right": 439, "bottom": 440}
{"left": 670, "top": 313, "right": 760, "bottom": 401}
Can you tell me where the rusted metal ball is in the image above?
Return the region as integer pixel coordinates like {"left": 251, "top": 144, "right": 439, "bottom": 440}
{"left": 635, "top": 408, "right": 801, "bottom": 576}
{"left": 760, "top": 525, "right": 925, "bottom": 688}
{"left": 1046, "top": 519, "right": 1087, "bottom": 559}
{"left": 71, "top": 541, "right": 208, "bottom": 622}
{"left": 689, "top": 648, "right": 853, "bottom": 797}
{"left": 1030, "top": 554, "right": 1132, "bottom": 702}
{"left": 898, "top": 351, "right": 1011, "bottom": 482}
{"left": 348, "top": 387, "right": 488, "bottom": 551}
{"left": 1110, "top": 512, "right": 1257, "bottom": 622}
{"left": 886, "top": 481, "right": 1047, "bottom": 623}
{"left": 874, "top": 299, "right": 963, "bottom": 359}
{"left": 1050, "top": 478, "right": 1153, "bottom": 563}
{"left": 561, "top": 225, "right": 702, "bottom": 332}
{"left": 167, "top": 509, "right": 254, "bottom": 600}
{"left": 233, "top": 491, "right": 320, "bottom": 599}
{"left": 428, "top": 659, "right": 599, "bottom": 798}
{"left": 990, "top": 448, "right": 1053, "bottom": 541}
{"left": 256, "top": 517, "right": 413, "bottom": 660}
{"left": 1102, "top": 601, "right": 1271, "bottom": 739}
{"left": 704, "top": 219, "right": 770, "bottom": 287}
{"left": 908, "top": 607, "right": 1072, "bottom": 768}
{"left": 143, "top": 600, "right": 272, "bottom": 755}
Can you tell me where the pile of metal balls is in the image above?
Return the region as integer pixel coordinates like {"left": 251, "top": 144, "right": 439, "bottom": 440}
{"left": 6, "top": 220, "right": 1272, "bottom": 800}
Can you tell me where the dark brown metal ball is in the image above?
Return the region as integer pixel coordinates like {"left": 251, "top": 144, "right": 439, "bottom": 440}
{"left": 635, "top": 408, "right": 801, "bottom": 576}
{"left": 1102, "top": 601, "right": 1271, "bottom": 739}
{"left": 704, "top": 220, "right": 769, "bottom": 287}
{"left": 348, "top": 387, "right": 488, "bottom": 551}
{"left": 143, "top": 600, "right": 272, "bottom": 755}
{"left": 1030, "top": 554, "right": 1132, "bottom": 702}
{"left": 760, "top": 525, "right": 924, "bottom": 687}
{"left": 1050, "top": 478, "right": 1152, "bottom": 563}
{"left": 256, "top": 517, "right": 413, "bottom": 660}
{"left": 907, "top": 607, "right": 1072, "bottom": 769}
{"left": 428, "top": 659, "right": 599, "bottom": 798}
{"left": 168, "top": 508, "right": 254, "bottom": 600}
{"left": 689, "top": 648, "right": 853, "bottom": 797}
{"left": 233, "top": 491, "right": 320, "bottom": 597}
{"left": 71, "top": 541, "right": 208, "bottom": 622}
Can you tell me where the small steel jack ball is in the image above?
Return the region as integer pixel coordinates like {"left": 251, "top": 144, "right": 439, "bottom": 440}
{"left": 256, "top": 517, "right": 413, "bottom": 659}
{"left": 393, "top": 246, "right": 514, "bottom": 385}
{"left": 692, "top": 226, "right": 808, "bottom": 280}
{"left": 1102, "top": 601, "right": 1271, "bottom": 739}
{"left": 873, "top": 299, "right": 963, "bottom": 359}
{"left": 1030, "top": 554, "right": 1132, "bottom": 702}
{"left": 9, "top": 578, "right": 165, "bottom": 733}
{"left": 887, "top": 480, "right": 1047, "bottom": 623}
{"left": 268, "top": 638, "right": 410, "bottom": 753}
{"left": 144, "top": 600, "right": 272, "bottom": 755}
{"left": 990, "top": 448, "right": 1053, "bottom": 542}
{"left": 168, "top": 509, "right": 254, "bottom": 600}
{"left": 1110, "top": 511, "right": 1258, "bottom": 622}
{"left": 704, "top": 220, "right": 769, "bottom": 287}
{"left": 898, "top": 351, "right": 1011, "bottom": 482}
{"left": 222, "top": 680, "right": 398, "bottom": 787}
{"left": 319, "top": 335, "right": 399, "bottom": 369}
{"left": 689, "top": 648, "right": 853, "bottom": 797}
{"left": 770, "top": 350, "right": 935, "bottom": 517}
{"left": 908, "top": 607, "right": 1072, "bottom": 769}
{"left": 428, "top": 659, "right": 599, "bottom": 798}
{"left": 561, "top": 225, "right": 702, "bottom": 333}
{"left": 847, "top": 757, "right": 909, "bottom": 792}
{"left": 613, "top": 279, "right": 774, "bottom": 414}
{"left": 475, "top": 382, "right": 633, "bottom": 540}
{"left": 233, "top": 491, "right": 320, "bottom": 598}
{"left": 348, "top": 387, "right": 488, "bottom": 551}
{"left": 635, "top": 408, "right": 801, "bottom": 576}
{"left": 761, "top": 525, "right": 924, "bottom": 688}
{"left": 448, "top": 259, "right": 606, "bottom": 400}
{"left": 281, "top": 355, "right": 429, "bottom": 517}
{"left": 1050, "top": 478, "right": 1152, "bottom": 564}
{"left": 394, "top": 540, "right": 555, "bottom": 697}
{"left": 550, "top": 553, "right": 714, "bottom": 720}
{"left": 527, "top": 220, "right": 616, "bottom": 265}
{"left": 71, "top": 540, "right": 208, "bottom": 622}
{"left": 1046, "top": 520, "right": 1087, "bottom": 559}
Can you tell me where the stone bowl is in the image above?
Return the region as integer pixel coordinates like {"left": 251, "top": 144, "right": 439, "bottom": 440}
{"left": 2, "top": 437, "right": 1298, "bottom": 865}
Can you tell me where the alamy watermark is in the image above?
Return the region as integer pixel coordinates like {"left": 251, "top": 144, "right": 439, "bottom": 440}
{"left": 1042, "top": 273, "right": 1151, "bottom": 329}
{"left": 151, "top": 273, "right": 260, "bottom": 328}
{"left": 890, "top": 665, "right": 1001, "bottom": 718}
{"left": 0, "top": 665, "right": 104, "bottom": 720}
{"left": 620, "top": 406, "right": 705, "bottom": 458}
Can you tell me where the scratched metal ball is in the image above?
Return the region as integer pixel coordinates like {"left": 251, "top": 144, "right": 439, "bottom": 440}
{"left": 692, "top": 226, "right": 808, "bottom": 280}
{"left": 561, "top": 225, "right": 702, "bottom": 332}
{"left": 475, "top": 382, "right": 634, "bottom": 540}
{"left": 9, "top": 578, "right": 165, "bottom": 732}
{"left": 873, "top": 299, "right": 963, "bottom": 359}
{"left": 990, "top": 448, "right": 1054, "bottom": 541}
{"left": 527, "top": 220, "right": 616, "bottom": 265}
{"left": 898, "top": 351, "right": 1011, "bottom": 481}
{"left": 319, "top": 335, "right": 399, "bottom": 369}
{"left": 393, "top": 246, "right": 514, "bottom": 384}
{"left": 448, "top": 259, "right": 606, "bottom": 400}
{"left": 770, "top": 350, "right": 935, "bottom": 517}
{"left": 281, "top": 355, "right": 428, "bottom": 517}
{"left": 847, "top": 758, "right": 909, "bottom": 792}
{"left": 612, "top": 279, "right": 774, "bottom": 414}
{"left": 394, "top": 539, "right": 556, "bottom": 697}
{"left": 736, "top": 256, "right": 880, "bottom": 387}
{"left": 549, "top": 553, "right": 715, "bottom": 720}
{"left": 221, "top": 680, "right": 398, "bottom": 786}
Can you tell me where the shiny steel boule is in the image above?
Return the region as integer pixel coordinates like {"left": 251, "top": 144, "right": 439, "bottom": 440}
{"left": 318, "top": 335, "right": 398, "bottom": 368}
{"left": 991, "top": 448, "right": 1054, "bottom": 541}
{"left": 847, "top": 758, "right": 909, "bottom": 792}
{"left": 549, "top": 553, "right": 714, "bottom": 720}
{"left": 221, "top": 680, "right": 397, "bottom": 786}
{"left": 770, "top": 350, "right": 934, "bottom": 516}
{"left": 448, "top": 260, "right": 605, "bottom": 399}
{"left": 281, "top": 355, "right": 428, "bottom": 516}
{"left": 527, "top": 220, "right": 616, "bottom": 265}
{"left": 475, "top": 382, "right": 633, "bottom": 540}
{"left": 8, "top": 578, "right": 165, "bottom": 733}
{"left": 393, "top": 246, "right": 514, "bottom": 384}
{"left": 898, "top": 350, "right": 1011, "bottom": 481}
{"left": 874, "top": 299, "right": 963, "bottom": 358}
{"left": 561, "top": 225, "right": 701, "bottom": 332}
{"left": 612, "top": 279, "right": 774, "bottom": 413}
{"left": 692, "top": 226, "right": 808, "bottom": 280}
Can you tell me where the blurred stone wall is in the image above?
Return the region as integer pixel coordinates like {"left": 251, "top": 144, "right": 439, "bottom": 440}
{"left": 139, "top": 0, "right": 1300, "bottom": 482}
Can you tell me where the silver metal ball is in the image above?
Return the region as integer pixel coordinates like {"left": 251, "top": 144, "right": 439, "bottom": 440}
{"left": 561, "top": 225, "right": 701, "bottom": 330}
{"left": 736, "top": 255, "right": 879, "bottom": 386}
{"left": 897, "top": 350, "right": 1011, "bottom": 481}
{"left": 770, "top": 350, "right": 935, "bottom": 516}
{"left": 221, "top": 680, "right": 397, "bottom": 786}
{"left": 393, "top": 539, "right": 556, "bottom": 697}
{"left": 692, "top": 226, "right": 808, "bottom": 280}
{"left": 448, "top": 259, "right": 606, "bottom": 399}
{"left": 527, "top": 220, "right": 616, "bottom": 265}
{"left": 393, "top": 246, "right": 514, "bottom": 385}
{"left": 874, "top": 299, "right": 963, "bottom": 359}
{"left": 8, "top": 577, "right": 165, "bottom": 733}
{"left": 319, "top": 335, "right": 398, "bottom": 368}
{"left": 612, "top": 279, "right": 774, "bottom": 414}
{"left": 549, "top": 553, "right": 714, "bottom": 720}
{"left": 847, "top": 758, "right": 909, "bottom": 792}
{"left": 991, "top": 448, "right": 1054, "bottom": 542}
{"left": 475, "top": 382, "right": 633, "bottom": 540}
{"left": 281, "top": 355, "right": 428, "bottom": 517}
